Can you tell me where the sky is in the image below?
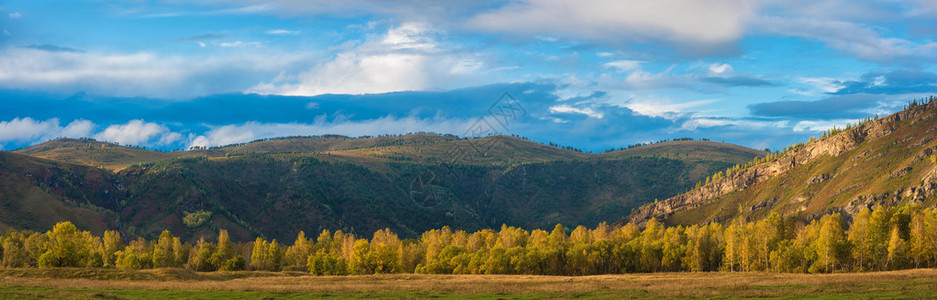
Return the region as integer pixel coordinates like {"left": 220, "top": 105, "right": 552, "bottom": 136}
{"left": 1, "top": 0, "right": 936, "bottom": 152}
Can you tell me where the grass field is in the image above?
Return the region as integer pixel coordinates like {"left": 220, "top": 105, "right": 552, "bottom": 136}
{"left": 2, "top": 268, "right": 937, "bottom": 299}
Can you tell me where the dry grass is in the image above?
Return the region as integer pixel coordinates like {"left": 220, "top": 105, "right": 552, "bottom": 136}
{"left": 2, "top": 268, "right": 937, "bottom": 298}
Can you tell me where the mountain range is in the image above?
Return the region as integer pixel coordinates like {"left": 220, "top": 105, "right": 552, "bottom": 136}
{"left": 1, "top": 134, "right": 764, "bottom": 242}
{"left": 8, "top": 98, "right": 934, "bottom": 244}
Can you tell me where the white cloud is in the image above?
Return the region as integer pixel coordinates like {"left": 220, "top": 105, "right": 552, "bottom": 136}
{"left": 907, "top": 0, "right": 937, "bottom": 16}
{"left": 0, "top": 47, "right": 303, "bottom": 98}
{"left": 552, "top": 75, "right": 598, "bottom": 101}
{"left": 248, "top": 22, "right": 495, "bottom": 96}
{"left": 759, "top": 0, "right": 897, "bottom": 20}
{"left": 467, "top": 0, "right": 755, "bottom": 49}
{"left": 755, "top": 16, "right": 937, "bottom": 63}
{"left": 9, "top": 12, "right": 21, "bottom": 18}
{"left": 798, "top": 77, "right": 846, "bottom": 94}
{"left": 708, "top": 63, "right": 734, "bottom": 75}
{"left": 61, "top": 120, "right": 96, "bottom": 138}
{"left": 679, "top": 118, "right": 731, "bottom": 130}
{"left": 187, "top": 124, "right": 255, "bottom": 148}
{"left": 548, "top": 104, "right": 604, "bottom": 119}
{"left": 625, "top": 97, "right": 716, "bottom": 119}
{"left": 0, "top": 118, "right": 61, "bottom": 141}
{"left": 158, "top": 132, "right": 183, "bottom": 145}
{"left": 792, "top": 119, "right": 860, "bottom": 132}
{"left": 620, "top": 66, "right": 684, "bottom": 90}
{"left": 596, "top": 52, "right": 614, "bottom": 57}
{"left": 0, "top": 49, "right": 182, "bottom": 96}
{"left": 94, "top": 120, "right": 178, "bottom": 146}
{"left": 603, "top": 60, "right": 643, "bottom": 72}
{"left": 219, "top": 41, "right": 262, "bottom": 47}
{"left": 214, "top": 4, "right": 272, "bottom": 15}
{"left": 187, "top": 116, "right": 475, "bottom": 149}
{"left": 0, "top": 118, "right": 94, "bottom": 149}
{"left": 265, "top": 29, "right": 300, "bottom": 35}
{"left": 208, "top": 0, "right": 483, "bottom": 19}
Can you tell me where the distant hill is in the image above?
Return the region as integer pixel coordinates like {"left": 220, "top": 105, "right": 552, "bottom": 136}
{"left": 3, "top": 134, "right": 765, "bottom": 241}
{"left": 14, "top": 138, "right": 179, "bottom": 171}
{"left": 622, "top": 98, "right": 937, "bottom": 227}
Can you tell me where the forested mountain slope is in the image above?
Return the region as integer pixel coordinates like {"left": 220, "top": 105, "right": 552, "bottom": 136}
{"left": 4, "top": 134, "right": 765, "bottom": 241}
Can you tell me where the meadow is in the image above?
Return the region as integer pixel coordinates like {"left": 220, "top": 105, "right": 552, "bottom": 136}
{"left": 2, "top": 268, "right": 937, "bottom": 299}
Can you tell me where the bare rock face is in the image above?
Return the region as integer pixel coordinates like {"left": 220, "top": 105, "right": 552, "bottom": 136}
{"left": 622, "top": 102, "right": 937, "bottom": 227}
{"left": 912, "top": 165, "right": 937, "bottom": 203}
{"left": 807, "top": 173, "right": 832, "bottom": 185}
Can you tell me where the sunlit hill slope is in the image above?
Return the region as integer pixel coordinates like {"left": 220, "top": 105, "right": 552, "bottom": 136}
{"left": 623, "top": 98, "right": 937, "bottom": 227}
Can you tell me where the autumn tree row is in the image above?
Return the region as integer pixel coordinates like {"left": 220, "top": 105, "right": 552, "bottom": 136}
{"left": 3, "top": 205, "right": 937, "bottom": 275}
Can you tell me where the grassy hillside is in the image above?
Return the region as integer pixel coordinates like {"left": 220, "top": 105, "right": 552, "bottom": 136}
{"left": 5, "top": 134, "right": 765, "bottom": 241}
{"left": 603, "top": 140, "right": 768, "bottom": 181}
{"left": 0, "top": 151, "right": 124, "bottom": 235}
{"left": 625, "top": 99, "right": 937, "bottom": 226}
{"left": 14, "top": 138, "right": 181, "bottom": 171}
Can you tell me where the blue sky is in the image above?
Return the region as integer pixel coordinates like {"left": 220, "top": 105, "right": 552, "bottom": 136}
{"left": 1, "top": 0, "right": 936, "bottom": 152}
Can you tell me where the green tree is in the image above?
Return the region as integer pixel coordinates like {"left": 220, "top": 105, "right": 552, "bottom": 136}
{"left": 848, "top": 208, "right": 872, "bottom": 271}
{"left": 115, "top": 247, "right": 144, "bottom": 270}
{"left": 910, "top": 209, "right": 937, "bottom": 268}
{"left": 752, "top": 213, "right": 782, "bottom": 271}
{"left": 172, "top": 237, "right": 187, "bottom": 268}
{"left": 868, "top": 206, "right": 894, "bottom": 270}
{"left": 250, "top": 238, "right": 268, "bottom": 271}
{"left": 813, "top": 214, "right": 848, "bottom": 273}
{"left": 267, "top": 239, "right": 283, "bottom": 272}
{"left": 724, "top": 222, "right": 742, "bottom": 272}
{"left": 188, "top": 237, "right": 216, "bottom": 272}
{"left": 284, "top": 231, "right": 313, "bottom": 271}
{"left": 349, "top": 239, "right": 371, "bottom": 274}
{"left": 549, "top": 224, "right": 567, "bottom": 248}
{"left": 483, "top": 246, "right": 512, "bottom": 274}
{"left": 660, "top": 226, "right": 686, "bottom": 272}
{"left": 307, "top": 250, "right": 347, "bottom": 275}
{"left": 220, "top": 255, "right": 246, "bottom": 271}
{"left": 886, "top": 226, "right": 909, "bottom": 270}
{"left": 152, "top": 230, "right": 175, "bottom": 268}
{"left": 101, "top": 230, "right": 123, "bottom": 268}
{"left": 24, "top": 232, "right": 50, "bottom": 267}
{"left": 315, "top": 229, "right": 334, "bottom": 253}
{"left": 770, "top": 239, "right": 805, "bottom": 273}
{"left": 38, "top": 222, "right": 92, "bottom": 268}
{"left": 397, "top": 241, "right": 423, "bottom": 273}
{"left": 2, "top": 232, "right": 29, "bottom": 268}
{"left": 210, "top": 229, "right": 234, "bottom": 268}
{"left": 684, "top": 224, "right": 721, "bottom": 272}
{"left": 369, "top": 229, "right": 400, "bottom": 273}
